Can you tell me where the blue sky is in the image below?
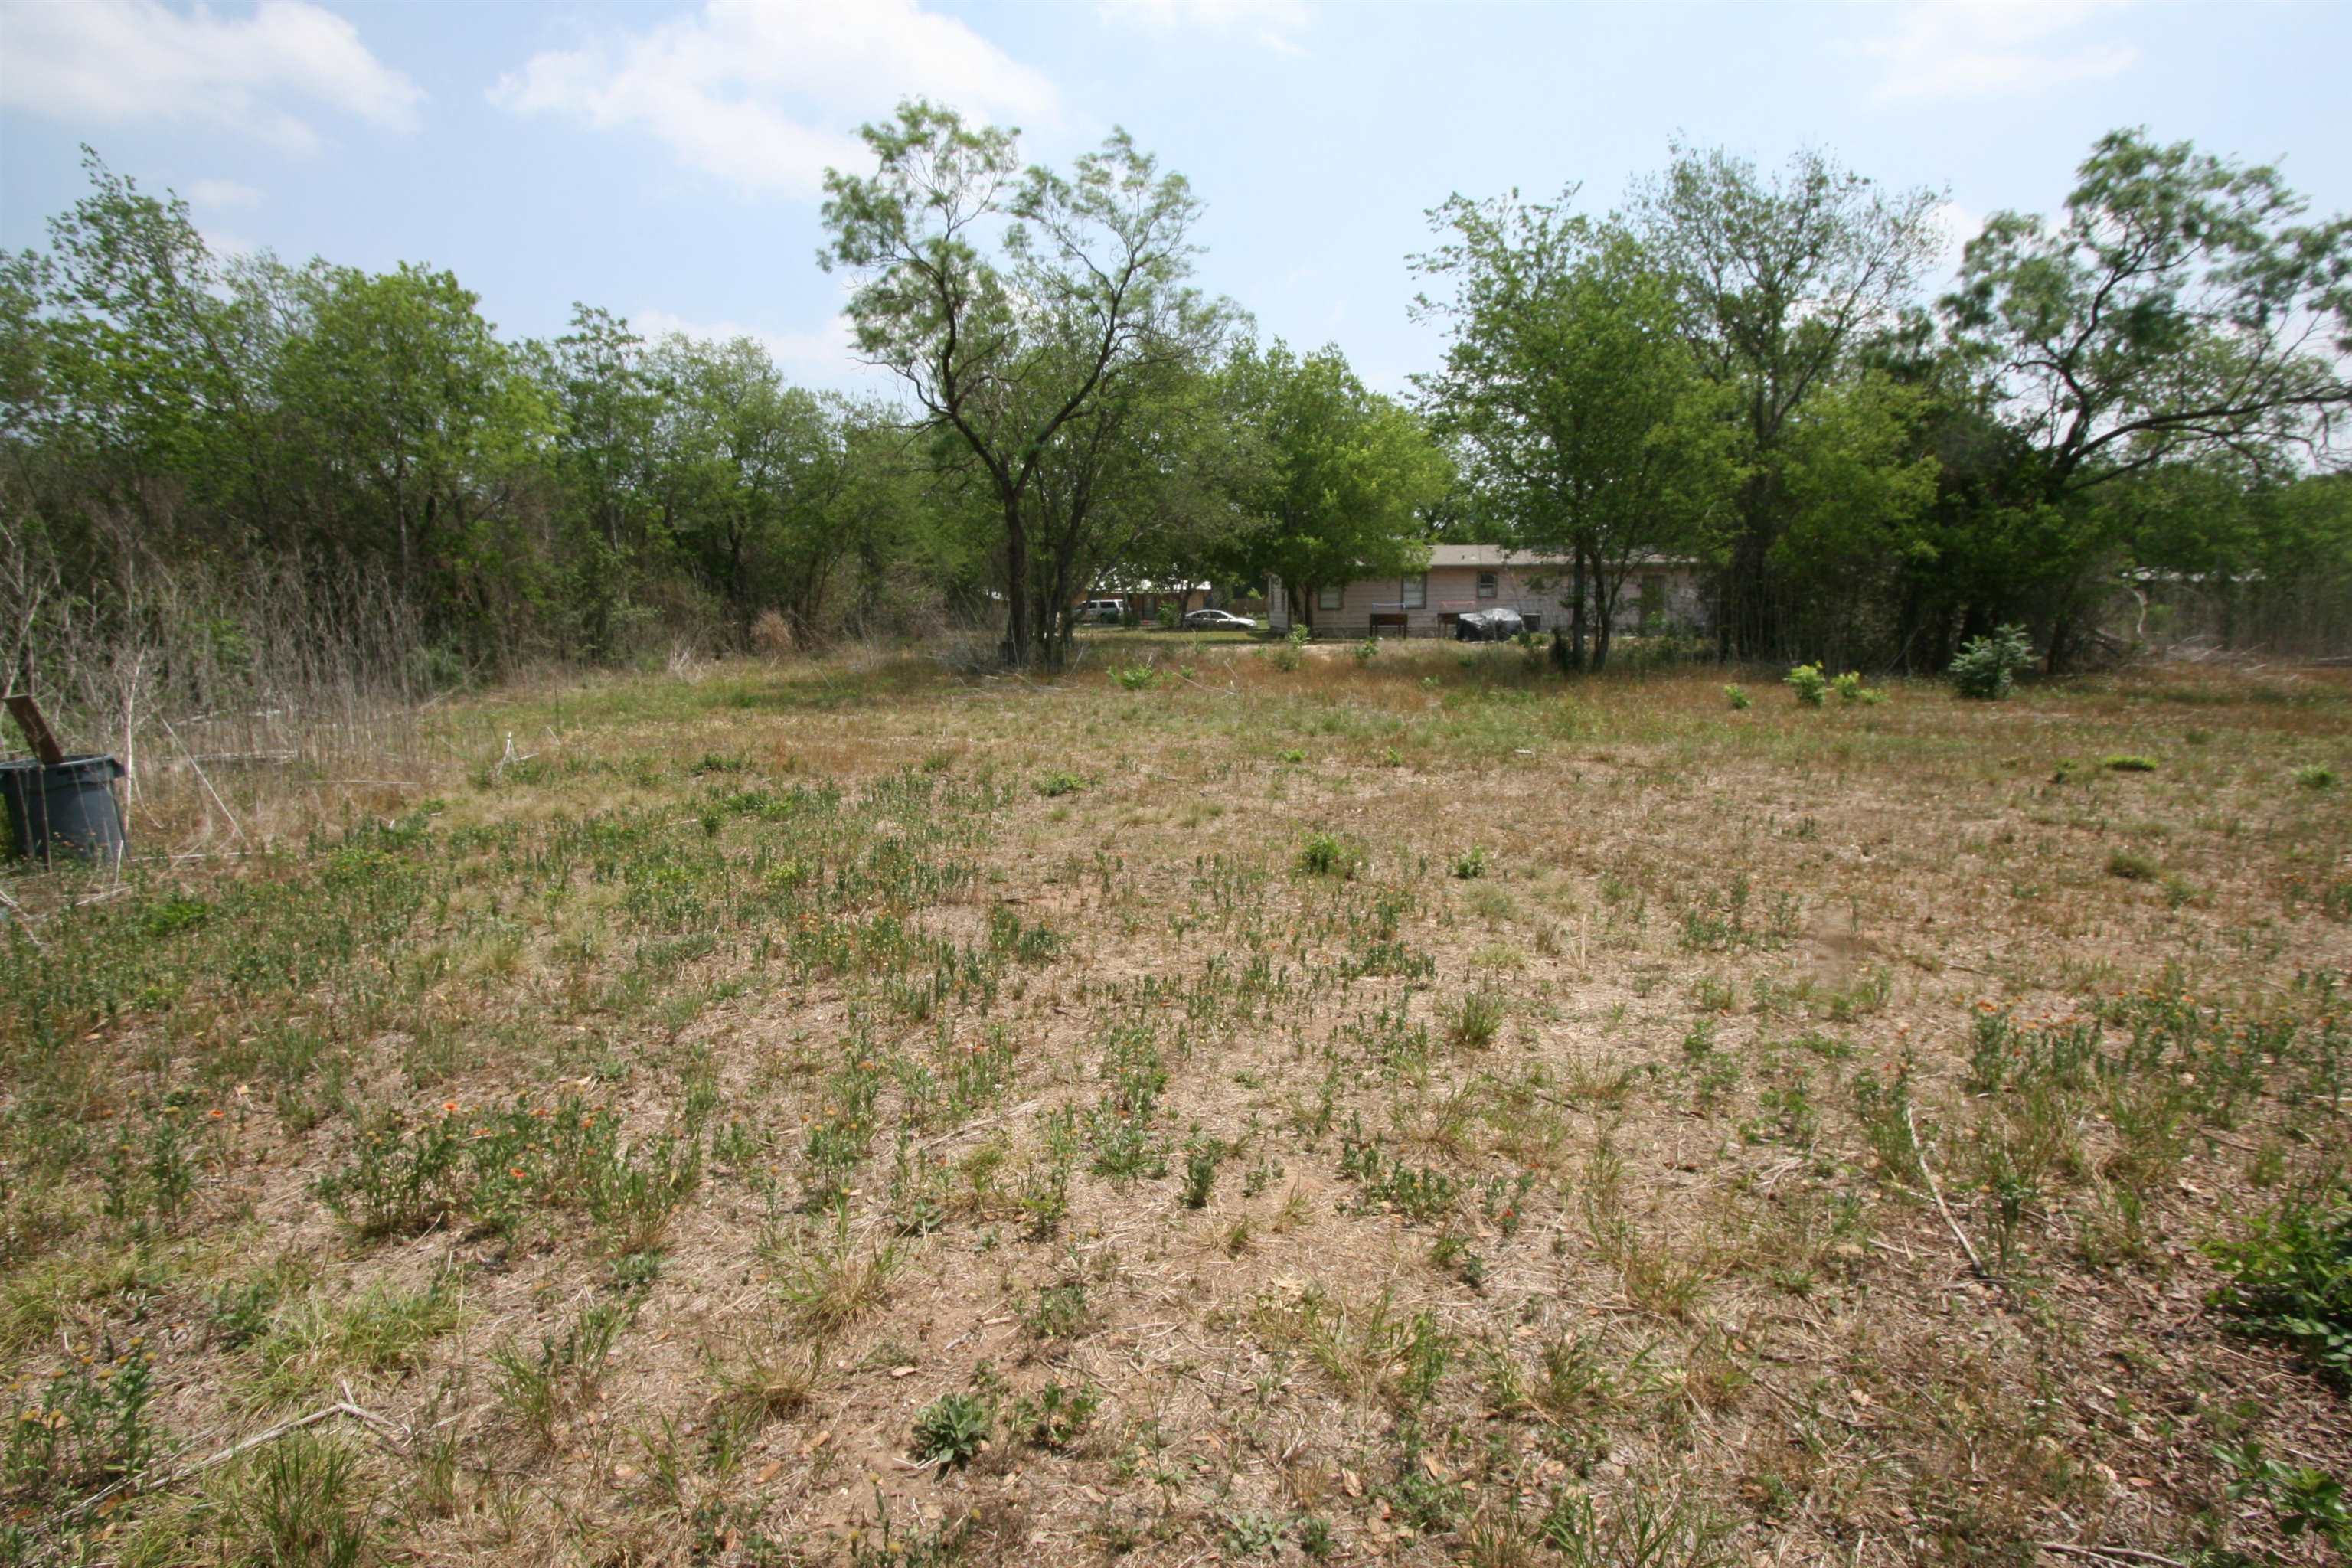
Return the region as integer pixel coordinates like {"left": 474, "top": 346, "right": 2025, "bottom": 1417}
{"left": 3, "top": 1, "right": 2347, "bottom": 398}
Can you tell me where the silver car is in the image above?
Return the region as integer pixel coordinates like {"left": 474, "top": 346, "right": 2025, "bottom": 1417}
{"left": 1181, "top": 609, "right": 1259, "bottom": 631}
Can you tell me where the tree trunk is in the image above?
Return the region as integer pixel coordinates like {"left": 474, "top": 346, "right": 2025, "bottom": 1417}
{"left": 1002, "top": 497, "right": 1031, "bottom": 668}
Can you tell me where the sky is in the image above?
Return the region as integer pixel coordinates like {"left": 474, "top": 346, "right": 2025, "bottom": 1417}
{"left": 2, "top": 0, "right": 2347, "bottom": 400}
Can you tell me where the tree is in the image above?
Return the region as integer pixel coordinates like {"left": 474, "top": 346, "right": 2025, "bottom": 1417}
{"left": 1943, "top": 129, "right": 2351, "bottom": 500}
{"left": 1219, "top": 341, "right": 1449, "bottom": 629}
{"left": 1636, "top": 143, "right": 1942, "bottom": 657}
{"left": 1415, "top": 197, "right": 1739, "bottom": 669}
{"left": 1936, "top": 129, "right": 2352, "bottom": 665}
{"left": 821, "top": 100, "right": 1214, "bottom": 668}
{"left": 276, "top": 263, "right": 548, "bottom": 639}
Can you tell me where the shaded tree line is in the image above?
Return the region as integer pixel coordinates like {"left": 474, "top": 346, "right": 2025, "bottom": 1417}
{"left": 5, "top": 117, "right": 2347, "bottom": 705}
{"left": 1415, "top": 130, "right": 2352, "bottom": 671}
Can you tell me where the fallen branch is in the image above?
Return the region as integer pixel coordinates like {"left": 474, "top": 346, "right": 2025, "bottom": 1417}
{"left": 64, "top": 1398, "right": 407, "bottom": 1522}
{"left": 1906, "top": 1104, "right": 1990, "bottom": 1282}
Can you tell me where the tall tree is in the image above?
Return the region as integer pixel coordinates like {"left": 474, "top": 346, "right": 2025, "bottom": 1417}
{"left": 1220, "top": 341, "right": 1449, "bottom": 629}
{"left": 820, "top": 100, "right": 1214, "bottom": 668}
{"left": 1636, "top": 143, "right": 1942, "bottom": 657}
{"left": 1415, "top": 198, "right": 1740, "bottom": 669}
{"left": 1943, "top": 129, "right": 2351, "bottom": 500}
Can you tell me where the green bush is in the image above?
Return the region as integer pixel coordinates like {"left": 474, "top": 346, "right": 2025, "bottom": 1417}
{"left": 1831, "top": 671, "right": 1885, "bottom": 705}
{"left": 1784, "top": 664, "right": 1828, "bottom": 707}
{"left": 1036, "top": 771, "right": 1086, "bottom": 798}
{"left": 2295, "top": 764, "right": 2338, "bottom": 790}
{"left": 1352, "top": 638, "right": 1379, "bottom": 666}
{"left": 2106, "top": 849, "right": 2159, "bottom": 881}
{"left": 2206, "top": 1188, "right": 2352, "bottom": 1382}
{"left": 1112, "top": 665, "right": 1157, "bottom": 691}
{"left": 913, "top": 1391, "right": 991, "bottom": 1468}
{"left": 2102, "top": 753, "right": 2158, "bottom": 773}
{"left": 1723, "top": 684, "right": 1751, "bottom": 711}
{"left": 1295, "top": 832, "right": 1364, "bottom": 880}
{"left": 1949, "top": 624, "right": 2034, "bottom": 700}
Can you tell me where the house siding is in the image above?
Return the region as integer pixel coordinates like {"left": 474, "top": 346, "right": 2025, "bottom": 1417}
{"left": 1270, "top": 556, "right": 1713, "bottom": 639}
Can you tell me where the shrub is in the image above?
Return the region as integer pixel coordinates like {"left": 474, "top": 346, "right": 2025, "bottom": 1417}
{"left": 1036, "top": 772, "right": 1085, "bottom": 798}
{"left": 1352, "top": 638, "right": 1379, "bottom": 666}
{"left": 1831, "top": 671, "right": 1885, "bottom": 705}
{"left": 1451, "top": 846, "right": 1488, "bottom": 880}
{"left": 1295, "top": 832, "right": 1364, "bottom": 879}
{"left": 1112, "top": 665, "right": 1157, "bottom": 691}
{"left": 749, "top": 608, "right": 795, "bottom": 658}
{"left": 1949, "top": 624, "right": 2034, "bottom": 700}
{"left": 1723, "top": 684, "right": 1750, "bottom": 710}
{"left": 2107, "top": 849, "right": 2159, "bottom": 881}
{"left": 2296, "top": 764, "right": 2338, "bottom": 791}
{"left": 913, "top": 1391, "right": 991, "bottom": 1468}
{"left": 2102, "top": 753, "right": 2158, "bottom": 773}
{"left": 1784, "top": 664, "right": 1828, "bottom": 707}
{"left": 1269, "top": 624, "right": 1310, "bottom": 671}
{"left": 2206, "top": 1188, "right": 2352, "bottom": 1382}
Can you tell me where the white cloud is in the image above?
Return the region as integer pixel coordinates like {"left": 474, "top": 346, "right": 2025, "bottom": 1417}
{"left": 0, "top": 0, "right": 423, "bottom": 152}
{"left": 1855, "top": 2, "right": 2137, "bottom": 104}
{"left": 634, "top": 308, "right": 880, "bottom": 390}
{"left": 188, "top": 178, "right": 263, "bottom": 210}
{"left": 1097, "top": 0, "right": 1312, "bottom": 57}
{"left": 492, "top": 0, "right": 1060, "bottom": 198}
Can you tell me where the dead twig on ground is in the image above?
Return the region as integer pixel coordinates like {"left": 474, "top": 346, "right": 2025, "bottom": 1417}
{"left": 64, "top": 1397, "right": 410, "bottom": 1522}
{"left": 1906, "top": 1105, "right": 1990, "bottom": 1282}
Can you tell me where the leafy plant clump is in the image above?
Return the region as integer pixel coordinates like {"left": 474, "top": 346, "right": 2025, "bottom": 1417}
{"left": 1723, "top": 684, "right": 1751, "bottom": 710}
{"left": 2107, "top": 849, "right": 2159, "bottom": 881}
{"left": 2102, "top": 753, "right": 2158, "bottom": 773}
{"left": 1784, "top": 664, "right": 1828, "bottom": 707}
{"left": 2206, "top": 1187, "right": 2352, "bottom": 1381}
{"left": 1036, "top": 771, "right": 1086, "bottom": 798}
{"left": 913, "top": 1391, "right": 991, "bottom": 1468}
{"left": 1831, "top": 671, "right": 1885, "bottom": 705}
{"left": 2295, "top": 764, "right": 2338, "bottom": 790}
{"left": 1352, "top": 638, "right": 1379, "bottom": 666}
{"left": 1295, "top": 831, "right": 1364, "bottom": 879}
{"left": 1949, "top": 624, "right": 2034, "bottom": 700}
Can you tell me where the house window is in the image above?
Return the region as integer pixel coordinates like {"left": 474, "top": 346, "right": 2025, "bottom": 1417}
{"left": 1317, "top": 584, "right": 1343, "bottom": 611}
{"left": 1477, "top": 571, "right": 1498, "bottom": 600}
{"left": 1400, "top": 574, "right": 1427, "bottom": 610}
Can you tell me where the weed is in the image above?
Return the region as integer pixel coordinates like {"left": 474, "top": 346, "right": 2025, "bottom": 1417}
{"left": 1036, "top": 771, "right": 1086, "bottom": 798}
{"left": 1784, "top": 664, "right": 1828, "bottom": 707}
{"left": 2102, "top": 753, "right": 2159, "bottom": 773}
{"left": 913, "top": 1392, "right": 991, "bottom": 1468}
{"left": 2295, "top": 763, "right": 2338, "bottom": 790}
{"left": 2107, "top": 849, "right": 2159, "bottom": 881}
{"left": 1950, "top": 624, "right": 2034, "bottom": 699}
{"left": 1294, "top": 832, "right": 1364, "bottom": 879}
{"left": 2206, "top": 1186, "right": 2352, "bottom": 1380}
{"left": 1723, "top": 684, "right": 1751, "bottom": 710}
{"left": 1452, "top": 845, "right": 1490, "bottom": 880}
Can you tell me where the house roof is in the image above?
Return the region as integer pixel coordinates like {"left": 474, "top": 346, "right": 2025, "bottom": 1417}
{"left": 1425, "top": 544, "right": 1573, "bottom": 569}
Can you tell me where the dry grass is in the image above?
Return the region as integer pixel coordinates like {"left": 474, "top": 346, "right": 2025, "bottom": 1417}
{"left": 6, "top": 639, "right": 2352, "bottom": 1565}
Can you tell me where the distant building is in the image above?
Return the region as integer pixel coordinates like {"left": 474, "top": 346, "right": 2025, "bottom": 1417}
{"left": 1266, "top": 544, "right": 1710, "bottom": 639}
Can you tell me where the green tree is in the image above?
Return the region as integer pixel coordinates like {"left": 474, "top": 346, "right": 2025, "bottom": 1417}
{"left": 1220, "top": 341, "right": 1449, "bottom": 632}
{"left": 276, "top": 263, "right": 550, "bottom": 642}
{"left": 1636, "top": 142, "right": 1943, "bottom": 658}
{"left": 1939, "top": 129, "right": 2352, "bottom": 662}
{"left": 821, "top": 100, "right": 1215, "bottom": 668}
{"left": 1415, "top": 198, "right": 1740, "bottom": 669}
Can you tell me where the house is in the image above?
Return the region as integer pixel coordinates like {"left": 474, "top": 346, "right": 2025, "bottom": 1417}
{"left": 1266, "top": 544, "right": 1712, "bottom": 639}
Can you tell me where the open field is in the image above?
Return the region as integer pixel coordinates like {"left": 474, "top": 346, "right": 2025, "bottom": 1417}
{"left": 8, "top": 642, "right": 2352, "bottom": 1566}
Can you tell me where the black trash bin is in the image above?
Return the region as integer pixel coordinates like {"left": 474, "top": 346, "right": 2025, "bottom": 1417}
{"left": 1, "top": 754, "right": 127, "bottom": 864}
